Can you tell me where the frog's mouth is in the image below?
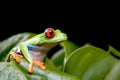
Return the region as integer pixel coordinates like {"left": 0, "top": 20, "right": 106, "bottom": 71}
{"left": 55, "top": 38, "right": 67, "bottom": 42}
{"left": 47, "top": 36, "right": 67, "bottom": 43}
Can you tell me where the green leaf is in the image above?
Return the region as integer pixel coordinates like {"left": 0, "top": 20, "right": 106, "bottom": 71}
{"left": 0, "top": 62, "right": 47, "bottom": 80}
{"left": 60, "top": 40, "right": 79, "bottom": 64}
{"left": 45, "top": 57, "right": 57, "bottom": 70}
{"left": 0, "top": 32, "right": 36, "bottom": 61}
{"left": 108, "top": 45, "right": 120, "bottom": 58}
{"left": 64, "top": 45, "right": 119, "bottom": 80}
{"left": 51, "top": 48, "right": 65, "bottom": 67}
{"left": 0, "top": 59, "right": 80, "bottom": 80}
{"left": 51, "top": 41, "right": 79, "bottom": 70}
{"left": 105, "top": 61, "right": 120, "bottom": 80}
{"left": 0, "top": 62, "right": 26, "bottom": 80}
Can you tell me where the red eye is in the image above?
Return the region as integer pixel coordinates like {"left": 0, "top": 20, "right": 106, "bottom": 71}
{"left": 45, "top": 28, "right": 55, "bottom": 38}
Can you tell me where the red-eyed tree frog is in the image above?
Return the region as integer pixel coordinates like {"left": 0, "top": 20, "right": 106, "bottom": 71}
{"left": 6, "top": 28, "right": 67, "bottom": 73}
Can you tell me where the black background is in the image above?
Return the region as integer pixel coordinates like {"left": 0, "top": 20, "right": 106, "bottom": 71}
{"left": 0, "top": 12, "right": 119, "bottom": 57}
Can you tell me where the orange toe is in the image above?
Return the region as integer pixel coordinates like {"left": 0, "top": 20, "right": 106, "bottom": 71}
{"left": 33, "top": 60, "right": 47, "bottom": 70}
{"left": 12, "top": 52, "right": 21, "bottom": 63}
{"left": 41, "top": 65, "right": 46, "bottom": 70}
{"left": 28, "top": 68, "right": 34, "bottom": 73}
{"left": 28, "top": 62, "right": 34, "bottom": 73}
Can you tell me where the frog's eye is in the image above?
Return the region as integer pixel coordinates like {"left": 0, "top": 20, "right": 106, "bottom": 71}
{"left": 45, "top": 28, "right": 55, "bottom": 38}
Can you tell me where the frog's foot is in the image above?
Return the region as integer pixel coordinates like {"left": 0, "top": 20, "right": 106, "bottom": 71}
{"left": 11, "top": 52, "right": 22, "bottom": 63}
{"left": 28, "top": 60, "right": 46, "bottom": 73}
{"left": 33, "top": 60, "right": 47, "bottom": 70}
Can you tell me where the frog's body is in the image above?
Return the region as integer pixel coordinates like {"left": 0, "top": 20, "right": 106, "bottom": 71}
{"left": 6, "top": 28, "right": 67, "bottom": 73}
{"left": 27, "top": 44, "right": 48, "bottom": 61}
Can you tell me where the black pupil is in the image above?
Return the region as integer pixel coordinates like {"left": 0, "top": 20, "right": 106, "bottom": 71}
{"left": 49, "top": 30, "right": 53, "bottom": 36}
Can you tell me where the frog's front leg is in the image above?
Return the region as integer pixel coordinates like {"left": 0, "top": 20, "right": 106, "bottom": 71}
{"left": 7, "top": 50, "right": 23, "bottom": 63}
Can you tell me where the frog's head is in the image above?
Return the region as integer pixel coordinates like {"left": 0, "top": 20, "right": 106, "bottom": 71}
{"left": 40, "top": 28, "right": 67, "bottom": 44}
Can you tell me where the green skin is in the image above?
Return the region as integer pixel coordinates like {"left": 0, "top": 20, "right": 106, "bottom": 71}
{"left": 7, "top": 28, "right": 67, "bottom": 72}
